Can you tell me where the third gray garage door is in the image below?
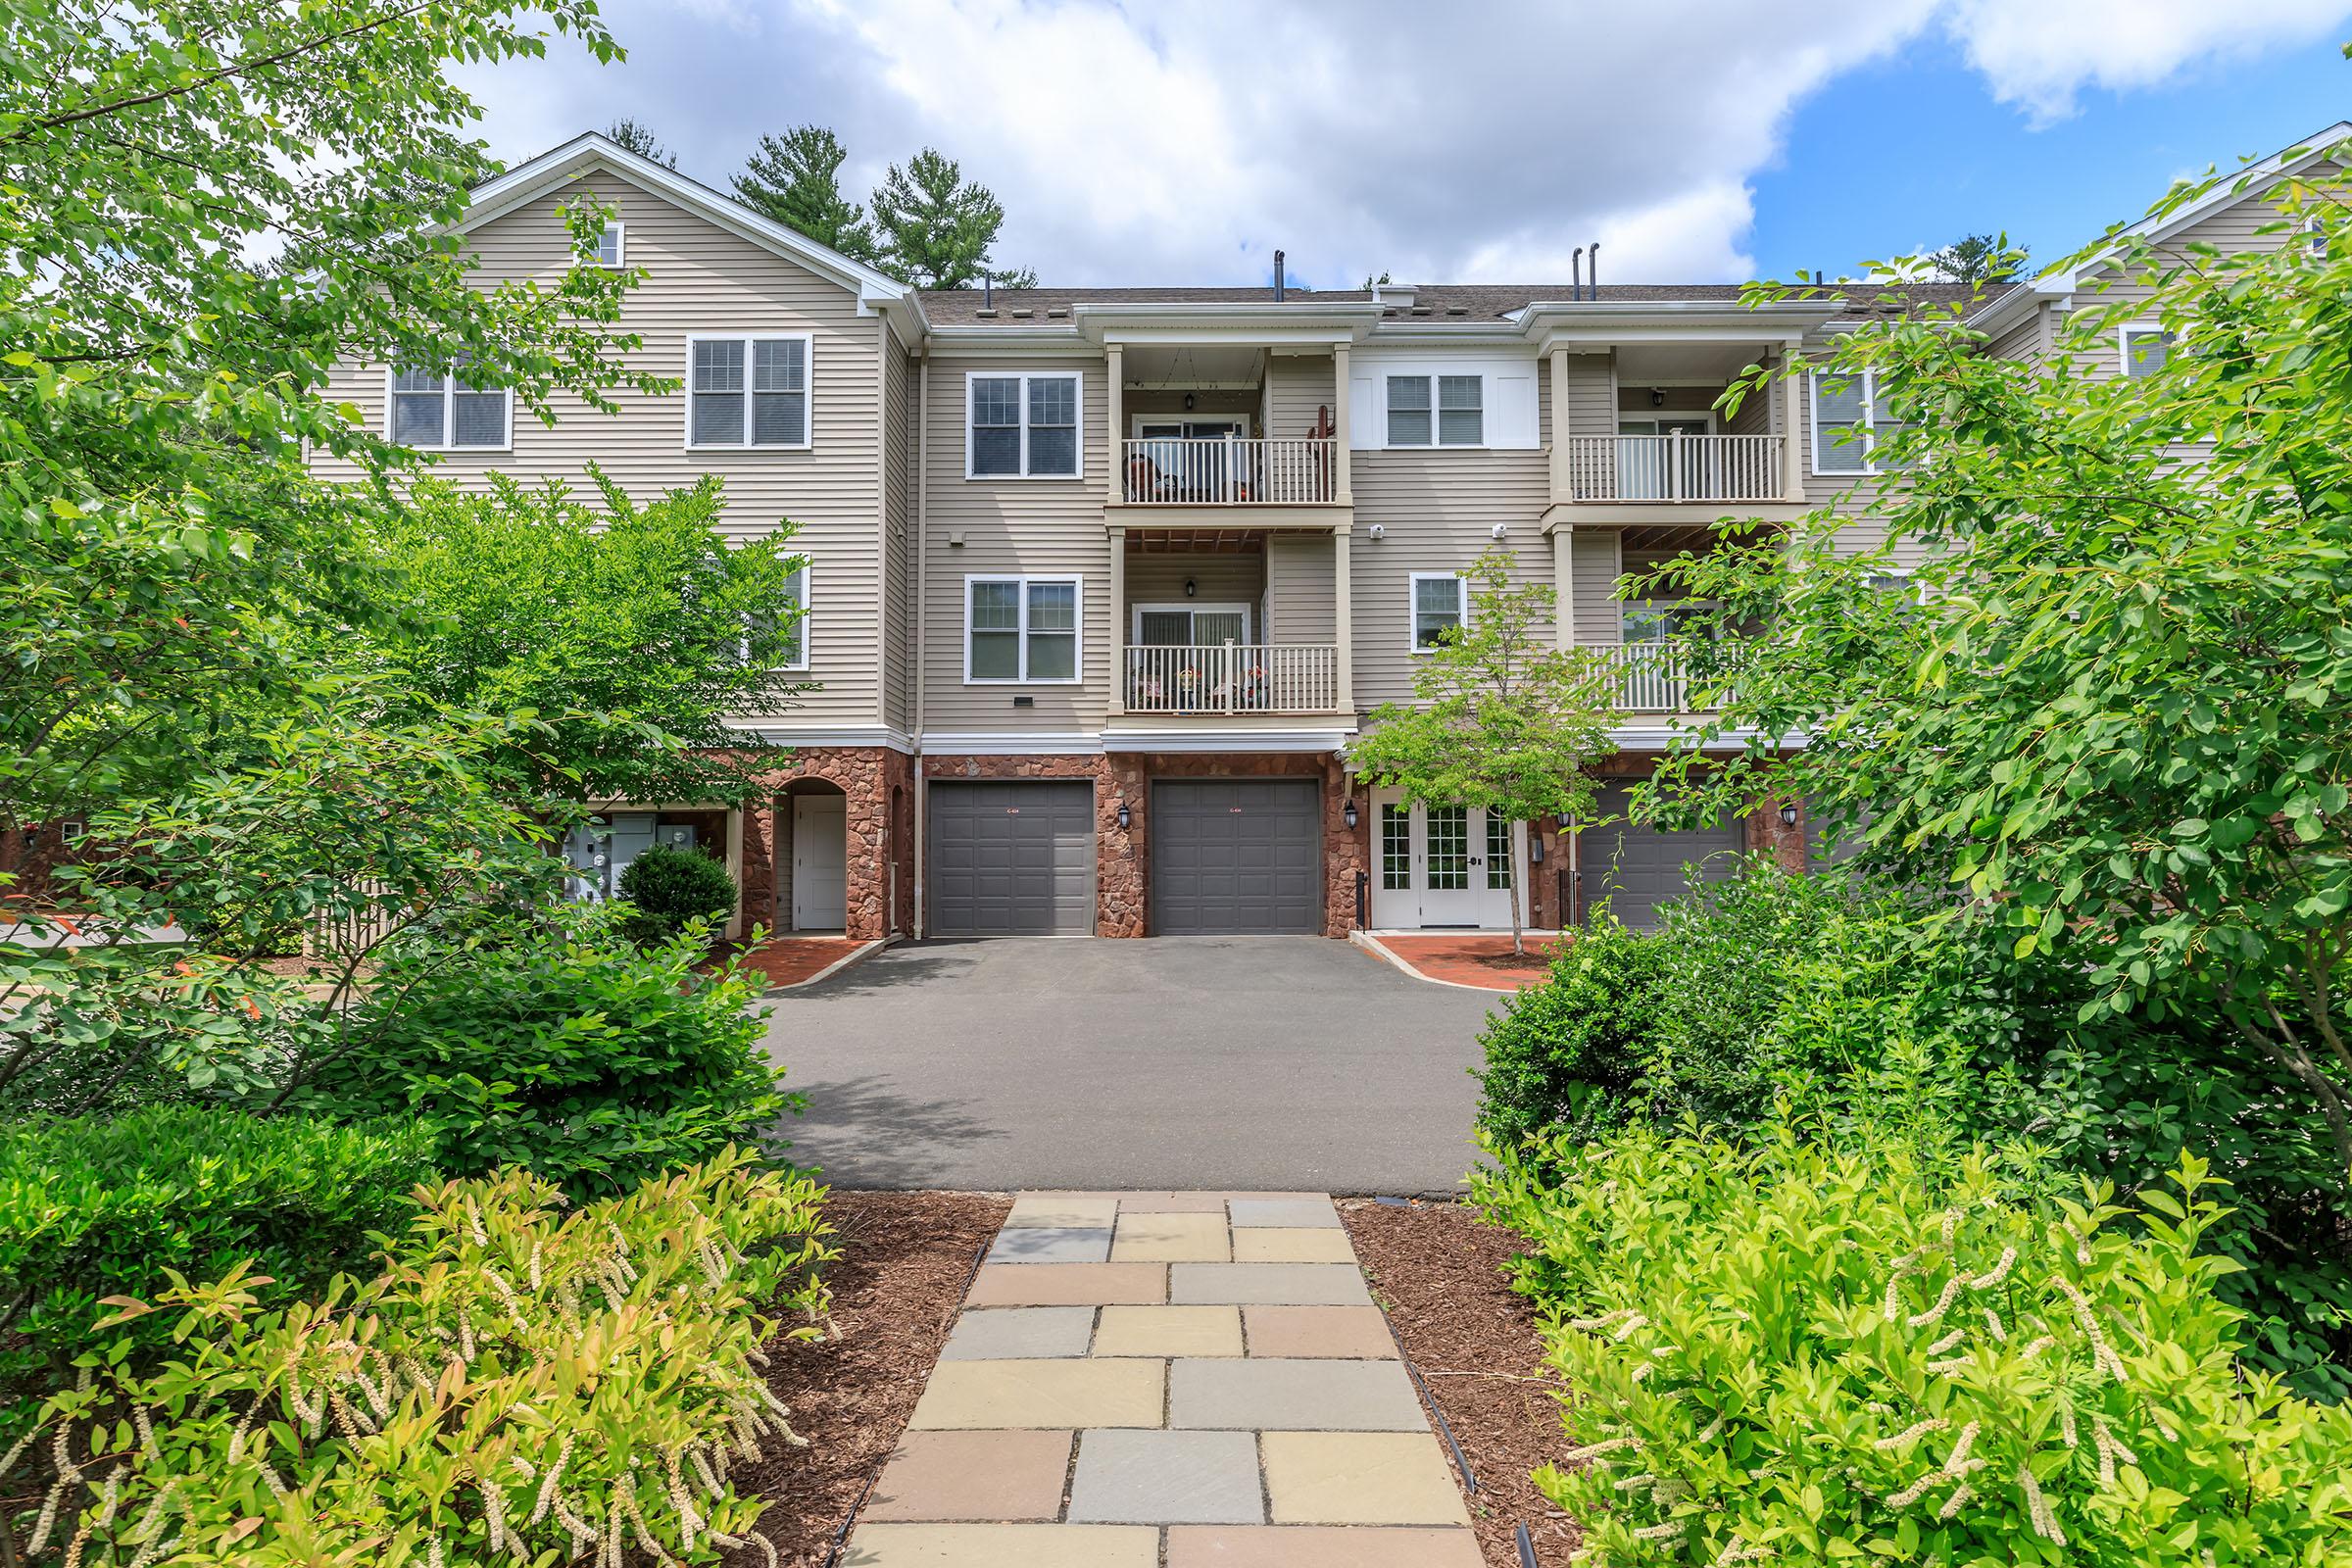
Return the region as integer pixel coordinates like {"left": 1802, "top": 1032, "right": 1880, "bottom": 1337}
{"left": 1152, "top": 778, "right": 1322, "bottom": 935}
{"left": 1576, "top": 783, "right": 1745, "bottom": 930}
{"left": 928, "top": 780, "right": 1096, "bottom": 936}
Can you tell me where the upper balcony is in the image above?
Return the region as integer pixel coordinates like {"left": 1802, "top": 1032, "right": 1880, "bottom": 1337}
{"left": 1102, "top": 336, "right": 1354, "bottom": 532}
{"left": 1119, "top": 436, "right": 1338, "bottom": 507}
{"left": 1565, "top": 432, "right": 1786, "bottom": 506}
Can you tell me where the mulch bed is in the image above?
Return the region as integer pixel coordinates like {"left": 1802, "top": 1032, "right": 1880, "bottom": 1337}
{"left": 1342, "top": 1198, "right": 1579, "bottom": 1568}
{"left": 738, "top": 1190, "right": 1010, "bottom": 1567}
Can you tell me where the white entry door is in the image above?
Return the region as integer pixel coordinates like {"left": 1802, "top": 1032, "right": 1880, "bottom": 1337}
{"left": 1370, "top": 792, "right": 1524, "bottom": 929}
{"left": 790, "top": 794, "right": 849, "bottom": 930}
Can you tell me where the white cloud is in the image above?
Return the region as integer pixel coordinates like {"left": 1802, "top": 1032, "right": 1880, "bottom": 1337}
{"left": 1942, "top": 0, "right": 2351, "bottom": 123}
{"left": 454, "top": 0, "right": 2351, "bottom": 285}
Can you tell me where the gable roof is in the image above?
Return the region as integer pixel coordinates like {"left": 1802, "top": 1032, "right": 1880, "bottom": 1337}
{"left": 458, "top": 132, "right": 917, "bottom": 315}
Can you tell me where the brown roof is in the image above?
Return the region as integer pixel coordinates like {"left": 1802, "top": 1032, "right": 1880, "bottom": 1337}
{"left": 916, "top": 280, "right": 1988, "bottom": 326}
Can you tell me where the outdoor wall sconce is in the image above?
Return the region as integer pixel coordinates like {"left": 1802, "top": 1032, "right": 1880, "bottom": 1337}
{"left": 1342, "top": 798, "right": 1359, "bottom": 831}
{"left": 1184, "top": 577, "right": 1198, "bottom": 597}
{"left": 1116, "top": 802, "right": 1132, "bottom": 831}
{"left": 1649, "top": 386, "right": 1667, "bottom": 407}
{"left": 1530, "top": 834, "right": 1545, "bottom": 864}
{"left": 1779, "top": 801, "right": 1800, "bottom": 827}
{"left": 1183, "top": 391, "right": 1197, "bottom": 411}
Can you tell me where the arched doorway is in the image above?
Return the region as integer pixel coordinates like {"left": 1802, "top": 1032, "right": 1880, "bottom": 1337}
{"left": 778, "top": 780, "right": 849, "bottom": 933}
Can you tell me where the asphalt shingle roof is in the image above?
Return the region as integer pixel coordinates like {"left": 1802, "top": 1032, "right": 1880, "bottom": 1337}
{"left": 915, "top": 280, "right": 1988, "bottom": 326}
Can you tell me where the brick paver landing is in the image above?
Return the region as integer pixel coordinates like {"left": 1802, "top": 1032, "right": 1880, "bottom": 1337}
{"left": 841, "top": 1192, "right": 1482, "bottom": 1567}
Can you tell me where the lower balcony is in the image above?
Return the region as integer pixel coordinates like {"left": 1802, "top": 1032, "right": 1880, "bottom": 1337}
{"left": 1122, "top": 643, "right": 1342, "bottom": 715}
{"left": 1567, "top": 433, "right": 1786, "bottom": 505}
{"left": 1600, "top": 642, "right": 1719, "bottom": 714}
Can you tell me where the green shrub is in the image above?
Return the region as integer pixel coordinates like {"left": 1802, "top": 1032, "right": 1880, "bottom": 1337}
{"left": 303, "top": 917, "right": 794, "bottom": 1198}
{"left": 8, "top": 1150, "right": 834, "bottom": 1568}
{"left": 616, "top": 841, "right": 738, "bottom": 947}
{"left": 0, "top": 1107, "right": 431, "bottom": 1392}
{"left": 1475, "top": 915, "right": 1665, "bottom": 1149}
{"left": 1471, "top": 1119, "right": 2352, "bottom": 1565}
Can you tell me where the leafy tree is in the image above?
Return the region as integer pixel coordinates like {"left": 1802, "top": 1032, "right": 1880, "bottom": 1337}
{"left": 732, "top": 125, "right": 881, "bottom": 263}
{"left": 359, "top": 471, "right": 809, "bottom": 804}
{"left": 604, "top": 116, "right": 678, "bottom": 168}
{"left": 1650, "top": 144, "right": 2352, "bottom": 1191}
{"left": 871, "top": 148, "right": 1035, "bottom": 288}
{"left": 0, "top": 0, "right": 660, "bottom": 883}
{"left": 1348, "top": 550, "right": 1619, "bottom": 954}
{"left": 1929, "top": 230, "right": 2027, "bottom": 286}
{"left": 1361, "top": 270, "right": 1394, "bottom": 288}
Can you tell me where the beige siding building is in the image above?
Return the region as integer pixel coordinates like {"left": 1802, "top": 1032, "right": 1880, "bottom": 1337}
{"left": 314, "top": 123, "right": 2347, "bottom": 944}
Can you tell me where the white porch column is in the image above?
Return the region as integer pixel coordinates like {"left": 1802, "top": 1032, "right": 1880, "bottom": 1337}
{"left": 1107, "top": 524, "right": 1127, "bottom": 716}
{"left": 1331, "top": 342, "right": 1353, "bottom": 506}
{"left": 1780, "top": 342, "right": 1806, "bottom": 503}
{"left": 1547, "top": 345, "right": 1571, "bottom": 507}
{"left": 1334, "top": 525, "right": 1354, "bottom": 714}
{"left": 1104, "top": 343, "right": 1124, "bottom": 507}
{"left": 1552, "top": 529, "right": 1576, "bottom": 649}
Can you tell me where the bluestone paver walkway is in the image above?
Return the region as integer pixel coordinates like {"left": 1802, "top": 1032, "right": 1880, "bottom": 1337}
{"left": 842, "top": 1192, "right": 1481, "bottom": 1568}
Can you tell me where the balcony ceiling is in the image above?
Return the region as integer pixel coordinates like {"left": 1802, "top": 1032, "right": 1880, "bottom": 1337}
{"left": 1614, "top": 342, "right": 1773, "bottom": 383}
{"left": 1122, "top": 343, "right": 1266, "bottom": 390}
{"left": 1125, "top": 528, "right": 1265, "bottom": 554}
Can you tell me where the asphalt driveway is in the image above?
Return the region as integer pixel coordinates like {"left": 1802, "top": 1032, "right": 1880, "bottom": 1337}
{"left": 757, "top": 937, "right": 1505, "bottom": 1194}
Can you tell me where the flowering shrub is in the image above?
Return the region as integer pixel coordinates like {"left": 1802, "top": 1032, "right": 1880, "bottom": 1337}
{"left": 5, "top": 1149, "right": 832, "bottom": 1568}
{"left": 1472, "top": 1121, "right": 2352, "bottom": 1565}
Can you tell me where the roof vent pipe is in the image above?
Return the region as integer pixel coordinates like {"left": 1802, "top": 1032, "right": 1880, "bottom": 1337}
{"left": 1274, "top": 249, "right": 1286, "bottom": 303}
{"left": 982, "top": 271, "right": 993, "bottom": 309}
{"left": 1571, "top": 247, "right": 1582, "bottom": 300}
{"left": 1587, "top": 243, "right": 1598, "bottom": 300}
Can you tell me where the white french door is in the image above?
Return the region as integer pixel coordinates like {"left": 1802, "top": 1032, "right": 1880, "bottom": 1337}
{"left": 1370, "top": 790, "right": 1525, "bottom": 929}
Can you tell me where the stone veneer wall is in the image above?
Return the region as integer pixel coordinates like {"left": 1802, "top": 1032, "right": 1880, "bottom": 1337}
{"left": 735, "top": 746, "right": 916, "bottom": 943}
{"left": 918, "top": 751, "right": 1366, "bottom": 938}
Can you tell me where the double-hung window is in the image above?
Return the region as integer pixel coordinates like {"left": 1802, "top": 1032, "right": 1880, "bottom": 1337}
{"left": 1386, "top": 373, "right": 1484, "bottom": 447}
{"left": 1410, "top": 571, "right": 1467, "bottom": 652}
{"left": 590, "top": 221, "right": 624, "bottom": 268}
{"left": 1809, "top": 368, "right": 1905, "bottom": 474}
{"left": 389, "top": 364, "right": 509, "bottom": 450}
{"left": 966, "top": 372, "right": 1082, "bottom": 477}
{"left": 688, "top": 333, "right": 810, "bottom": 449}
{"left": 966, "top": 575, "right": 1081, "bottom": 681}
{"left": 2120, "top": 324, "right": 2175, "bottom": 378}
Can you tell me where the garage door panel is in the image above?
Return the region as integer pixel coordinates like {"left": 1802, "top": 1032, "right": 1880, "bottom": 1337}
{"left": 929, "top": 781, "right": 1096, "bottom": 936}
{"left": 1152, "top": 779, "right": 1322, "bottom": 936}
{"left": 1578, "top": 784, "right": 1743, "bottom": 931}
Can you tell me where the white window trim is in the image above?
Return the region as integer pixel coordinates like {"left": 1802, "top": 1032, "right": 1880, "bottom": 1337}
{"left": 683, "top": 331, "right": 814, "bottom": 452}
{"left": 1806, "top": 368, "right": 1898, "bottom": 477}
{"left": 1128, "top": 602, "right": 1253, "bottom": 643}
{"left": 593, "top": 220, "right": 625, "bottom": 269}
{"left": 1621, "top": 599, "right": 1722, "bottom": 640}
{"left": 2117, "top": 321, "right": 2173, "bottom": 378}
{"left": 963, "top": 573, "right": 1085, "bottom": 684}
{"left": 1408, "top": 570, "right": 1468, "bottom": 655}
{"left": 779, "top": 563, "right": 810, "bottom": 672}
{"left": 1383, "top": 371, "right": 1488, "bottom": 450}
{"left": 964, "top": 370, "right": 1086, "bottom": 480}
{"left": 384, "top": 367, "right": 513, "bottom": 453}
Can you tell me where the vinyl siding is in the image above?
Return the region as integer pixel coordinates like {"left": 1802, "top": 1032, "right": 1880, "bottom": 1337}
{"left": 1124, "top": 551, "right": 1265, "bottom": 636}
{"left": 1348, "top": 365, "right": 1554, "bottom": 707}
{"left": 309, "top": 167, "right": 890, "bottom": 727}
{"left": 1559, "top": 353, "right": 1616, "bottom": 441}
{"left": 1265, "top": 533, "right": 1338, "bottom": 644}
{"left": 1266, "top": 354, "right": 1338, "bottom": 438}
{"left": 920, "top": 355, "right": 1113, "bottom": 733}
{"left": 880, "top": 323, "right": 916, "bottom": 731}
{"left": 1570, "top": 529, "right": 1624, "bottom": 645}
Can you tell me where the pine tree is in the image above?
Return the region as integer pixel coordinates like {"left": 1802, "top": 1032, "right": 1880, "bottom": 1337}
{"left": 730, "top": 125, "right": 880, "bottom": 265}
{"left": 603, "top": 118, "right": 677, "bottom": 170}
{"left": 870, "top": 148, "right": 1032, "bottom": 289}
{"left": 1929, "top": 232, "right": 2027, "bottom": 287}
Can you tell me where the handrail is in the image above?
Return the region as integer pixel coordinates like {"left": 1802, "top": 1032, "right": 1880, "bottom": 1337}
{"left": 1566, "top": 432, "right": 1783, "bottom": 503}
{"left": 1122, "top": 643, "right": 1341, "bottom": 713}
{"left": 1120, "top": 436, "right": 1336, "bottom": 505}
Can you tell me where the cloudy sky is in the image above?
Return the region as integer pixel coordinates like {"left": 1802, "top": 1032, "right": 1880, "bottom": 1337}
{"left": 460, "top": 0, "right": 2352, "bottom": 287}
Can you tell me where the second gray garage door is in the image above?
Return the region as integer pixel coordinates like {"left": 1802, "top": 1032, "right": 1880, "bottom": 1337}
{"left": 1152, "top": 778, "right": 1322, "bottom": 935}
{"left": 1577, "top": 784, "right": 1744, "bottom": 930}
{"left": 928, "top": 780, "right": 1096, "bottom": 936}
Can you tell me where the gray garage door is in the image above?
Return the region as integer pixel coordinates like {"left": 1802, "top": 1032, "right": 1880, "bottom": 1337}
{"left": 928, "top": 780, "right": 1096, "bottom": 936}
{"left": 1577, "top": 784, "right": 1744, "bottom": 930}
{"left": 1152, "top": 778, "right": 1322, "bottom": 935}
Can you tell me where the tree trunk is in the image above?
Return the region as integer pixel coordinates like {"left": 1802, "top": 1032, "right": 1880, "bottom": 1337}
{"left": 1508, "top": 821, "right": 1525, "bottom": 956}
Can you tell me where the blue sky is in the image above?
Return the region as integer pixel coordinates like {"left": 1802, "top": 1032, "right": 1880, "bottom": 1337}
{"left": 463, "top": 0, "right": 2352, "bottom": 288}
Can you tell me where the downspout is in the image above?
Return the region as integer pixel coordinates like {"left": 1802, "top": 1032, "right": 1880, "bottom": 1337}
{"left": 912, "top": 348, "right": 930, "bottom": 938}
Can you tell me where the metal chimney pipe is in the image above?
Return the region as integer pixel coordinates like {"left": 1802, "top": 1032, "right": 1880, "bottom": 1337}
{"left": 982, "top": 272, "right": 993, "bottom": 309}
{"left": 1571, "top": 247, "right": 1583, "bottom": 300}
{"left": 1274, "top": 249, "right": 1286, "bottom": 302}
{"left": 1587, "top": 243, "right": 1599, "bottom": 299}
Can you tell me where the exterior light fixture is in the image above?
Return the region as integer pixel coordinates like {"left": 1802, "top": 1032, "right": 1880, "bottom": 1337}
{"left": 1342, "top": 798, "right": 1359, "bottom": 831}
{"left": 1116, "top": 802, "right": 1132, "bottom": 831}
{"left": 1779, "top": 801, "right": 1800, "bottom": 827}
{"left": 1183, "top": 391, "right": 1197, "bottom": 411}
{"left": 1529, "top": 834, "right": 1545, "bottom": 864}
{"left": 1184, "top": 577, "right": 1197, "bottom": 598}
{"left": 1650, "top": 387, "right": 1666, "bottom": 408}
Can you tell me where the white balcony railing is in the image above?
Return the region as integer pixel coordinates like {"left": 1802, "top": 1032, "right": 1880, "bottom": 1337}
{"left": 1120, "top": 437, "right": 1336, "bottom": 505}
{"left": 1123, "top": 643, "right": 1341, "bottom": 714}
{"left": 1601, "top": 643, "right": 1708, "bottom": 713}
{"left": 1567, "top": 433, "right": 1784, "bottom": 504}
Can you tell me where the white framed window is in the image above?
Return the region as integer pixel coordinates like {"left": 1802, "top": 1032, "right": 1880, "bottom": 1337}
{"left": 737, "top": 563, "right": 810, "bottom": 671}
{"left": 1385, "top": 373, "right": 1484, "bottom": 447}
{"left": 1621, "top": 600, "right": 1718, "bottom": 642}
{"left": 387, "top": 365, "right": 511, "bottom": 451}
{"left": 2119, "top": 323, "right": 2174, "bottom": 378}
{"left": 965, "top": 574, "right": 1082, "bottom": 682}
{"left": 965, "top": 371, "right": 1082, "bottom": 478}
{"left": 591, "top": 221, "right": 624, "bottom": 268}
{"left": 1410, "top": 571, "right": 1467, "bottom": 652}
{"left": 686, "top": 333, "right": 811, "bottom": 450}
{"left": 1808, "top": 368, "right": 1905, "bottom": 475}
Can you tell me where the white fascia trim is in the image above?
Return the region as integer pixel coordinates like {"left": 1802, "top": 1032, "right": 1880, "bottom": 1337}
{"left": 1101, "top": 728, "right": 1356, "bottom": 753}
{"left": 927, "top": 325, "right": 1090, "bottom": 352}
{"left": 1607, "top": 725, "right": 1782, "bottom": 752}
{"left": 721, "top": 721, "right": 915, "bottom": 753}
{"left": 1964, "top": 279, "right": 2066, "bottom": 338}
{"left": 919, "top": 731, "right": 1106, "bottom": 756}
{"left": 456, "top": 132, "right": 919, "bottom": 318}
